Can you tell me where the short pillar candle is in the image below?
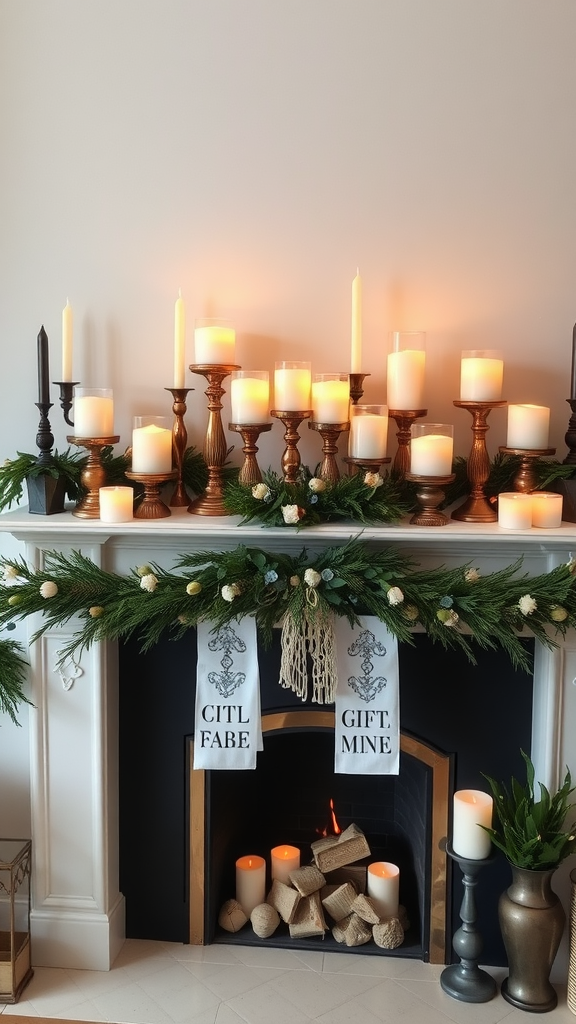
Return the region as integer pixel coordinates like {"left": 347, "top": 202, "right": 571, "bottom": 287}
{"left": 349, "top": 405, "right": 388, "bottom": 459}
{"left": 270, "top": 844, "right": 300, "bottom": 885}
{"left": 235, "top": 854, "right": 266, "bottom": 916}
{"left": 498, "top": 492, "right": 532, "bottom": 530}
{"left": 452, "top": 790, "right": 493, "bottom": 860}
{"left": 387, "top": 331, "right": 426, "bottom": 410}
{"left": 194, "top": 318, "right": 236, "bottom": 364}
{"left": 132, "top": 417, "right": 173, "bottom": 474}
{"left": 274, "top": 361, "right": 312, "bottom": 411}
{"left": 460, "top": 350, "right": 503, "bottom": 401}
{"left": 367, "top": 861, "right": 400, "bottom": 919}
{"left": 410, "top": 424, "right": 453, "bottom": 476}
{"left": 74, "top": 388, "right": 114, "bottom": 437}
{"left": 99, "top": 486, "right": 133, "bottom": 523}
{"left": 230, "top": 371, "right": 270, "bottom": 424}
{"left": 531, "top": 491, "right": 563, "bottom": 529}
{"left": 507, "top": 404, "right": 550, "bottom": 450}
{"left": 312, "top": 374, "right": 350, "bottom": 423}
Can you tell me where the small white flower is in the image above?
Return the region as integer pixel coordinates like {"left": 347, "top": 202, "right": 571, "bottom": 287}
{"left": 464, "top": 567, "right": 480, "bottom": 583}
{"left": 387, "top": 586, "right": 404, "bottom": 606}
{"left": 566, "top": 555, "right": 576, "bottom": 575}
{"left": 304, "top": 568, "right": 322, "bottom": 588}
{"left": 281, "top": 504, "right": 302, "bottom": 525}
{"left": 252, "top": 483, "right": 271, "bottom": 500}
{"left": 140, "top": 573, "right": 158, "bottom": 593}
{"left": 290, "top": 575, "right": 300, "bottom": 587}
{"left": 308, "top": 477, "right": 326, "bottom": 493}
{"left": 1, "top": 565, "right": 19, "bottom": 585}
{"left": 221, "top": 582, "right": 242, "bottom": 602}
{"left": 40, "top": 580, "right": 58, "bottom": 599}
{"left": 364, "top": 471, "right": 383, "bottom": 489}
{"left": 444, "top": 610, "right": 459, "bottom": 627}
{"left": 136, "top": 564, "right": 154, "bottom": 578}
{"left": 186, "top": 581, "right": 202, "bottom": 596}
{"left": 518, "top": 594, "right": 537, "bottom": 616}
{"left": 2, "top": 459, "right": 12, "bottom": 467}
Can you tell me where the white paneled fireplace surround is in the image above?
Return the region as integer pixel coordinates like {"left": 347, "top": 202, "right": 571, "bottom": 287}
{"left": 1, "top": 509, "right": 576, "bottom": 978}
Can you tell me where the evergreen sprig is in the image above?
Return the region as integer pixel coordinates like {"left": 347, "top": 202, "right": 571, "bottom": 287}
{"left": 0, "top": 637, "right": 32, "bottom": 725}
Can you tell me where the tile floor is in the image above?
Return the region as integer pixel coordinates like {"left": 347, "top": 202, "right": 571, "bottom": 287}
{"left": 1, "top": 941, "right": 574, "bottom": 1024}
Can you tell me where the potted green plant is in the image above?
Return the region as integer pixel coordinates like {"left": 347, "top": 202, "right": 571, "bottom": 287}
{"left": 482, "top": 750, "right": 576, "bottom": 1013}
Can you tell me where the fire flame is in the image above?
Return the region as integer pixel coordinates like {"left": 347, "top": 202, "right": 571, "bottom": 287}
{"left": 317, "top": 798, "right": 342, "bottom": 837}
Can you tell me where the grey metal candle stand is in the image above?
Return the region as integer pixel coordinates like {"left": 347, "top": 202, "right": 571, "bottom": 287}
{"left": 440, "top": 840, "right": 497, "bottom": 1003}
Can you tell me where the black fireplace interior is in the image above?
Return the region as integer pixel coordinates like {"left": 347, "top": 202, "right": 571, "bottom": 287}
{"left": 119, "top": 628, "right": 533, "bottom": 966}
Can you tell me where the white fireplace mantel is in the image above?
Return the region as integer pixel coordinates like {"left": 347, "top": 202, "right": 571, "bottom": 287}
{"left": 1, "top": 506, "right": 576, "bottom": 972}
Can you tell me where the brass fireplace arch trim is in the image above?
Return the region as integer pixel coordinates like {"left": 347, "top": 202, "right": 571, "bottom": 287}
{"left": 189, "top": 711, "right": 450, "bottom": 963}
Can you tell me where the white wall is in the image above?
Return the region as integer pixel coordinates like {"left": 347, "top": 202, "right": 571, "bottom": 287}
{"left": 2, "top": 1, "right": 576, "bottom": 825}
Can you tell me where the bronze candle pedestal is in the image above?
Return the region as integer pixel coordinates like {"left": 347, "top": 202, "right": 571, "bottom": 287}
{"left": 165, "top": 387, "right": 194, "bottom": 507}
{"left": 349, "top": 372, "right": 370, "bottom": 405}
{"left": 343, "top": 455, "right": 391, "bottom": 478}
{"left": 67, "top": 435, "right": 120, "bottom": 519}
{"left": 388, "top": 408, "right": 428, "bottom": 478}
{"left": 125, "top": 469, "right": 178, "bottom": 519}
{"left": 452, "top": 400, "right": 507, "bottom": 522}
{"left": 308, "top": 420, "right": 350, "bottom": 483}
{"left": 406, "top": 472, "right": 456, "bottom": 526}
{"left": 498, "top": 445, "right": 556, "bottom": 493}
{"left": 228, "top": 422, "right": 272, "bottom": 486}
{"left": 188, "top": 364, "right": 240, "bottom": 516}
{"left": 271, "top": 409, "right": 312, "bottom": 484}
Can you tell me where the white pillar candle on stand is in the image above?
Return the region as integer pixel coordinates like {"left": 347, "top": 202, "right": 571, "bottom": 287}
{"left": 74, "top": 388, "right": 114, "bottom": 437}
{"left": 351, "top": 269, "right": 362, "bottom": 373}
{"left": 531, "top": 492, "right": 563, "bottom": 529}
{"left": 498, "top": 492, "right": 532, "bottom": 530}
{"left": 312, "top": 375, "right": 350, "bottom": 422}
{"left": 62, "top": 299, "right": 73, "bottom": 381}
{"left": 349, "top": 405, "right": 388, "bottom": 459}
{"left": 387, "top": 332, "right": 426, "bottom": 410}
{"left": 99, "top": 486, "right": 133, "bottom": 523}
{"left": 452, "top": 790, "right": 493, "bottom": 860}
{"left": 174, "top": 291, "right": 186, "bottom": 388}
{"left": 270, "top": 844, "right": 300, "bottom": 885}
{"left": 410, "top": 425, "right": 453, "bottom": 476}
{"left": 507, "top": 404, "right": 550, "bottom": 450}
{"left": 194, "top": 318, "right": 236, "bottom": 364}
{"left": 274, "top": 361, "right": 311, "bottom": 411}
{"left": 460, "top": 351, "right": 503, "bottom": 401}
{"left": 132, "top": 417, "right": 172, "bottom": 474}
{"left": 230, "top": 371, "right": 270, "bottom": 424}
{"left": 367, "top": 862, "right": 400, "bottom": 919}
{"left": 235, "top": 854, "right": 266, "bottom": 915}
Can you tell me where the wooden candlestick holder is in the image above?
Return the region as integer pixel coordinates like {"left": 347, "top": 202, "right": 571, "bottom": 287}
{"left": 125, "top": 469, "right": 178, "bottom": 519}
{"left": 271, "top": 409, "right": 312, "bottom": 483}
{"left": 188, "top": 364, "right": 240, "bottom": 516}
{"left": 388, "top": 409, "right": 428, "bottom": 478}
{"left": 165, "top": 387, "right": 194, "bottom": 507}
{"left": 498, "top": 446, "right": 556, "bottom": 493}
{"left": 308, "top": 420, "right": 350, "bottom": 483}
{"left": 406, "top": 472, "right": 456, "bottom": 526}
{"left": 452, "top": 400, "right": 507, "bottom": 523}
{"left": 67, "top": 434, "right": 120, "bottom": 519}
{"left": 343, "top": 455, "right": 392, "bottom": 477}
{"left": 228, "top": 422, "right": 272, "bottom": 486}
{"left": 349, "top": 373, "right": 371, "bottom": 405}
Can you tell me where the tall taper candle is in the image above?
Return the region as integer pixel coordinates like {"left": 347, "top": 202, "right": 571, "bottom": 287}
{"left": 37, "top": 326, "right": 50, "bottom": 404}
{"left": 351, "top": 268, "right": 362, "bottom": 373}
{"left": 174, "top": 290, "right": 186, "bottom": 388}
{"left": 62, "top": 300, "right": 73, "bottom": 381}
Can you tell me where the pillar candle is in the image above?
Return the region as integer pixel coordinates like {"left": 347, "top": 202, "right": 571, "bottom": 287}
{"left": 270, "top": 844, "right": 300, "bottom": 885}
{"left": 174, "top": 291, "right": 186, "bottom": 388}
{"left": 531, "top": 492, "right": 563, "bottom": 529}
{"left": 460, "top": 355, "right": 503, "bottom": 401}
{"left": 99, "top": 486, "right": 133, "bottom": 523}
{"left": 230, "top": 375, "right": 270, "bottom": 424}
{"left": 452, "top": 790, "right": 493, "bottom": 860}
{"left": 74, "top": 394, "right": 114, "bottom": 436}
{"left": 235, "top": 854, "right": 266, "bottom": 916}
{"left": 274, "top": 365, "right": 311, "bottom": 411}
{"left": 312, "top": 378, "right": 350, "bottom": 423}
{"left": 349, "top": 411, "right": 388, "bottom": 459}
{"left": 498, "top": 492, "right": 532, "bottom": 530}
{"left": 37, "top": 326, "right": 50, "bottom": 405}
{"left": 506, "top": 404, "right": 550, "bottom": 450}
{"left": 387, "top": 350, "right": 425, "bottom": 410}
{"left": 410, "top": 434, "right": 453, "bottom": 476}
{"left": 194, "top": 324, "right": 235, "bottom": 364}
{"left": 367, "top": 862, "right": 400, "bottom": 919}
{"left": 351, "top": 269, "right": 362, "bottom": 373}
{"left": 62, "top": 300, "right": 73, "bottom": 382}
{"left": 132, "top": 424, "right": 173, "bottom": 474}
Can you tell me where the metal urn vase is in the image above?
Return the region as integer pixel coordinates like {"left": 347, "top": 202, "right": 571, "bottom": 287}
{"left": 499, "top": 865, "right": 565, "bottom": 1013}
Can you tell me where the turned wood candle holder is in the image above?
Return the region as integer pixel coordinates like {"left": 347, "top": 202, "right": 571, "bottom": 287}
{"left": 228, "top": 422, "right": 272, "bottom": 486}
{"left": 308, "top": 420, "right": 350, "bottom": 483}
{"left": 349, "top": 372, "right": 371, "bottom": 405}
{"left": 406, "top": 472, "right": 456, "bottom": 526}
{"left": 343, "top": 455, "right": 392, "bottom": 477}
{"left": 498, "top": 445, "right": 556, "bottom": 493}
{"left": 165, "top": 387, "right": 194, "bottom": 507}
{"left": 125, "top": 469, "right": 178, "bottom": 519}
{"left": 271, "top": 409, "right": 312, "bottom": 484}
{"left": 452, "top": 400, "right": 507, "bottom": 522}
{"left": 389, "top": 408, "right": 428, "bottom": 478}
{"left": 188, "top": 364, "right": 240, "bottom": 516}
{"left": 67, "top": 434, "right": 120, "bottom": 519}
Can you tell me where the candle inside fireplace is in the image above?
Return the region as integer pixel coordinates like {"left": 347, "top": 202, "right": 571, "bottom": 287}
{"left": 270, "top": 844, "right": 300, "bottom": 885}
{"left": 37, "top": 326, "right": 50, "bottom": 405}
{"left": 452, "top": 790, "right": 493, "bottom": 859}
{"left": 235, "top": 854, "right": 266, "bottom": 916}
{"left": 367, "top": 861, "right": 400, "bottom": 919}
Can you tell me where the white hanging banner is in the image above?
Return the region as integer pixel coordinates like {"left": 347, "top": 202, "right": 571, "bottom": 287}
{"left": 194, "top": 617, "right": 262, "bottom": 770}
{"left": 334, "top": 616, "right": 400, "bottom": 775}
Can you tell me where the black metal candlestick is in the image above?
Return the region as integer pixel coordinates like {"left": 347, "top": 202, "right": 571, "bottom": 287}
{"left": 54, "top": 381, "right": 80, "bottom": 427}
{"left": 28, "top": 401, "right": 66, "bottom": 515}
{"left": 440, "top": 840, "right": 497, "bottom": 1003}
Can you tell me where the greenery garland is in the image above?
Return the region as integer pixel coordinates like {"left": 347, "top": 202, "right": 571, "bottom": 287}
{"left": 2, "top": 538, "right": 576, "bottom": 722}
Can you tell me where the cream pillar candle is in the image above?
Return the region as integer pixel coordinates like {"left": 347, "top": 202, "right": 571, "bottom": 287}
{"left": 62, "top": 299, "right": 73, "bottom": 381}
{"left": 349, "top": 406, "right": 388, "bottom": 459}
{"left": 367, "top": 862, "right": 400, "bottom": 919}
{"left": 274, "top": 362, "right": 311, "bottom": 411}
{"left": 99, "top": 486, "right": 133, "bottom": 523}
{"left": 387, "top": 332, "right": 426, "bottom": 410}
{"left": 531, "top": 492, "right": 563, "bottom": 529}
{"left": 174, "top": 291, "right": 186, "bottom": 388}
{"left": 351, "top": 269, "right": 362, "bottom": 373}
{"left": 498, "top": 492, "right": 532, "bottom": 530}
{"left": 312, "top": 375, "right": 350, "bottom": 423}
{"left": 270, "top": 844, "right": 300, "bottom": 885}
{"left": 460, "top": 351, "right": 503, "bottom": 401}
{"left": 74, "top": 389, "right": 114, "bottom": 437}
{"left": 235, "top": 854, "right": 266, "bottom": 915}
{"left": 410, "top": 431, "right": 453, "bottom": 476}
{"left": 507, "top": 404, "right": 550, "bottom": 450}
{"left": 452, "top": 790, "right": 493, "bottom": 860}
{"left": 132, "top": 420, "right": 172, "bottom": 474}
{"left": 230, "top": 372, "right": 270, "bottom": 424}
{"left": 194, "top": 319, "right": 235, "bottom": 364}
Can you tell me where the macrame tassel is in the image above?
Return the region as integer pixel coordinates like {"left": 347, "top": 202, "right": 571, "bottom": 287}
{"left": 279, "top": 612, "right": 309, "bottom": 700}
{"left": 279, "top": 607, "right": 338, "bottom": 704}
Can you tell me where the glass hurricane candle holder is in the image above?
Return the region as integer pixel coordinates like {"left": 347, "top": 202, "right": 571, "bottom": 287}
{"left": 73, "top": 387, "right": 114, "bottom": 438}
{"left": 132, "top": 416, "right": 173, "bottom": 475}
{"left": 230, "top": 370, "right": 270, "bottom": 424}
{"left": 460, "top": 350, "right": 503, "bottom": 402}
{"left": 311, "top": 373, "right": 350, "bottom": 424}
{"left": 193, "top": 317, "right": 236, "bottom": 365}
{"left": 348, "top": 404, "right": 388, "bottom": 461}
{"left": 387, "top": 331, "right": 426, "bottom": 411}
{"left": 274, "top": 360, "right": 312, "bottom": 412}
{"left": 410, "top": 424, "right": 453, "bottom": 477}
